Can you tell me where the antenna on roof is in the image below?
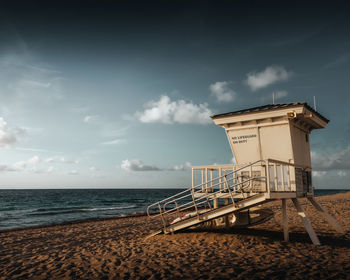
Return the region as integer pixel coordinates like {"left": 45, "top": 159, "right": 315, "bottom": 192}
{"left": 272, "top": 92, "right": 275, "bottom": 104}
{"left": 313, "top": 96, "right": 317, "bottom": 111}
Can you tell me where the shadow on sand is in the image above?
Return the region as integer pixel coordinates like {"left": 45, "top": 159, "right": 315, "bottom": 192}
{"left": 181, "top": 227, "right": 350, "bottom": 248}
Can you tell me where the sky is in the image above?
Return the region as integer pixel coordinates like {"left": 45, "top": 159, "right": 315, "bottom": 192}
{"left": 0, "top": 1, "right": 349, "bottom": 189}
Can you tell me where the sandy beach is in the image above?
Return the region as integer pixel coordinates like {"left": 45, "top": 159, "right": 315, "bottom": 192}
{"left": 1, "top": 192, "right": 349, "bottom": 280}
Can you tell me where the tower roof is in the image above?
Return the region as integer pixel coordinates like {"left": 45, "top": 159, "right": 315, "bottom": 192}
{"left": 211, "top": 102, "right": 329, "bottom": 123}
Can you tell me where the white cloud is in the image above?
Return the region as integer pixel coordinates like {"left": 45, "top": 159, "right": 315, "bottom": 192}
{"left": 16, "top": 147, "right": 49, "bottom": 153}
{"left": 45, "top": 156, "right": 79, "bottom": 164}
{"left": 169, "top": 161, "right": 192, "bottom": 171}
{"left": 135, "top": 95, "right": 213, "bottom": 125}
{"left": 101, "top": 126, "right": 128, "bottom": 138}
{"left": 337, "top": 170, "right": 347, "bottom": 177}
{"left": 101, "top": 139, "right": 126, "bottom": 145}
{"left": 0, "top": 117, "right": 18, "bottom": 148}
{"left": 273, "top": 90, "right": 288, "bottom": 100}
{"left": 209, "top": 81, "right": 236, "bottom": 102}
{"left": 311, "top": 147, "right": 350, "bottom": 171}
{"left": 13, "top": 155, "right": 41, "bottom": 170}
{"left": 47, "top": 166, "right": 54, "bottom": 173}
{"left": 83, "top": 115, "right": 100, "bottom": 124}
{"left": 45, "top": 157, "right": 55, "bottom": 163}
{"left": 13, "top": 161, "right": 27, "bottom": 170}
{"left": 121, "top": 159, "right": 161, "bottom": 171}
{"left": 246, "top": 65, "right": 293, "bottom": 91}
{"left": 27, "top": 155, "right": 40, "bottom": 164}
{"left": 60, "top": 157, "right": 79, "bottom": 164}
{"left": 89, "top": 166, "right": 100, "bottom": 172}
{"left": 313, "top": 171, "right": 327, "bottom": 177}
{"left": 68, "top": 170, "right": 78, "bottom": 175}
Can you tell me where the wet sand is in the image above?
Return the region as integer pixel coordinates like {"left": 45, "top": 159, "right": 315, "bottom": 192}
{"left": 1, "top": 192, "right": 350, "bottom": 279}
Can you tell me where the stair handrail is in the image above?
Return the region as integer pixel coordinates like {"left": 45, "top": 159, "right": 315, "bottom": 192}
{"left": 146, "top": 159, "right": 265, "bottom": 219}
{"left": 161, "top": 175, "right": 266, "bottom": 218}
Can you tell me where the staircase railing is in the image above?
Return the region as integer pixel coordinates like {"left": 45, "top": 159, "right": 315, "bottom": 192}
{"left": 147, "top": 160, "right": 266, "bottom": 229}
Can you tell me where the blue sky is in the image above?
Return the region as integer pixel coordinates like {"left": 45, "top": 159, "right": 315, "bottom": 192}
{"left": 0, "top": 1, "right": 349, "bottom": 188}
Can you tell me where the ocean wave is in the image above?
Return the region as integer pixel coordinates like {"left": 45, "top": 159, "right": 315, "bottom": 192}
{"left": 28, "top": 205, "right": 139, "bottom": 216}
{"left": 84, "top": 205, "right": 138, "bottom": 211}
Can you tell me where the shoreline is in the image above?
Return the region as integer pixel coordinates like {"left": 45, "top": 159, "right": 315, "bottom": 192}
{"left": 0, "top": 211, "right": 150, "bottom": 234}
{"left": 1, "top": 192, "right": 349, "bottom": 279}
{"left": 1, "top": 190, "right": 349, "bottom": 234}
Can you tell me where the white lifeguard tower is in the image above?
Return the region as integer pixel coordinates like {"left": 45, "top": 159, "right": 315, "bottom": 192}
{"left": 147, "top": 102, "right": 344, "bottom": 244}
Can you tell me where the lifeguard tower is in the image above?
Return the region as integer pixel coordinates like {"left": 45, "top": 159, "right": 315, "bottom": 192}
{"left": 147, "top": 102, "right": 344, "bottom": 244}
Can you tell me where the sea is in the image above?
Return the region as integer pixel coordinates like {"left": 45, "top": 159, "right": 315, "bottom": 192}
{"left": 0, "top": 188, "right": 348, "bottom": 232}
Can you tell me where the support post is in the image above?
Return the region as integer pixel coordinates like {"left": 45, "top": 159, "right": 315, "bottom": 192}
{"left": 307, "top": 197, "right": 344, "bottom": 234}
{"left": 282, "top": 199, "right": 289, "bottom": 242}
{"left": 192, "top": 168, "right": 195, "bottom": 188}
{"left": 213, "top": 198, "right": 219, "bottom": 209}
{"left": 292, "top": 198, "right": 320, "bottom": 245}
{"left": 224, "top": 199, "right": 229, "bottom": 228}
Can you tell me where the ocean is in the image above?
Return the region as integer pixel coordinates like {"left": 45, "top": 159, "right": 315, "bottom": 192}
{"left": 0, "top": 188, "right": 348, "bottom": 231}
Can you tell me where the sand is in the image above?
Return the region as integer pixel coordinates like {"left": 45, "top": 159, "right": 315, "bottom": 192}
{"left": 1, "top": 192, "right": 350, "bottom": 280}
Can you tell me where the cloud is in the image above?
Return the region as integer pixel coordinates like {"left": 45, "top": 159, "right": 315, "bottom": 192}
{"left": 101, "top": 139, "right": 126, "bottom": 145}
{"left": 45, "top": 157, "right": 55, "bottom": 163}
{"left": 68, "top": 170, "right": 78, "bottom": 175}
{"left": 311, "top": 147, "right": 350, "bottom": 171}
{"left": 13, "top": 161, "right": 27, "bottom": 170}
{"left": 27, "top": 155, "right": 40, "bottom": 164}
{"left": 337, "top": 170, "right": 347, "bottom": 177}
{"left": 44, "top": 156, "right": 79, "bottom": 164}
{"left": 273, "top": 90, "right": 288, "bottom": 100}
{"left": 313, "top": 171, "right": 327, "bottom": 177}
{"left": 29, "top": 166, "right": 46, "bottom": 174}
{"left": 89, "top": 166, "right": 100, "bottom": 172}
{"left": 168, "top": 161, "right": 192, "bottom": 171}
{"left": 84, "top": 115, "right": 100, "bottom": 124}
{"left": 13, "top": 155, "right": 41, "bottom": 170}
{"left": 245, "top": 65, "right": 293, "bottom": 91}
{"left": 72, "top": 106, "right": 89, "bottom": 113}
{"left": 15, "top": 147, "right": 49, "bottom": 153}
{"left": 60, "top": 157, "right": 79, "bottom": 164}
{"left": 209, "top": 81, "right": 236, "bottom": 102}
{"left": 0, "top": 52, "right": 64, "bottom": 104}
{"left": 101, "top": 126, "right": 129, "bottom": 138}
{"left": 12, "top": 155, "right": 52, "bottom": 174}
{"left": 0, "top": 117, "right": 18, "bottom": 148}
{"left": 0, "top": 164, "right": 17, "bottom": 172}
{"left": 21, "top": 80, "right": 51, "bottom": 88}
{"left": 324, "top": 53, "right": 350, "bottom": 69}
{"left": 121, "top": 159, "right": 161, "bottom": 171}
{"left": 135, "top": 95, "right": 213, "bottom": 125}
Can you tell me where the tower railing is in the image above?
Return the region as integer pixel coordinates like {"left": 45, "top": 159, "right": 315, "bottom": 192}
{"left": 147, "top": 159, "right": 307, "bottom": 230}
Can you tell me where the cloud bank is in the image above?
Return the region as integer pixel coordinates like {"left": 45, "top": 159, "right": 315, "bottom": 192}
{"left": 246, "top": 65, "right": 292, "bottom": 91}
{"left": 121, "top": 159, "right": 161, "bottom": 171}
{"left": 135, "top": 95, "right": 212, "bottom": 124}
{"left": 311, "top": 147, "right": 350, "bottom": 171}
